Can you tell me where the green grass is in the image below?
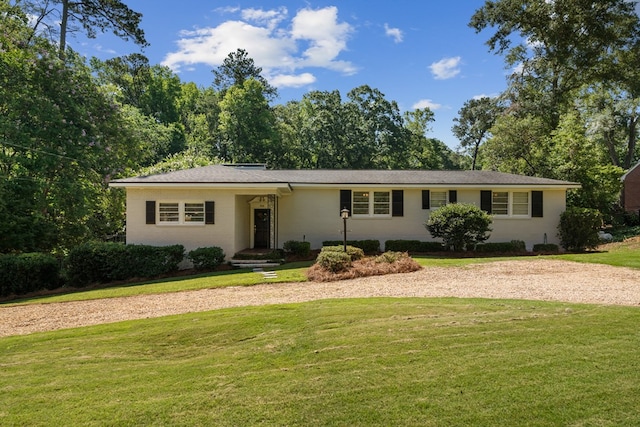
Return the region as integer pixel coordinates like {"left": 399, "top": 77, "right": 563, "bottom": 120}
{"left": 2, "top": 298, "right": 640, "bottom": 426}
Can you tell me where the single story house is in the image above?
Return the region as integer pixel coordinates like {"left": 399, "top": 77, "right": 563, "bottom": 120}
{"left": 110, "top": 164, "right": 580, "bottom": 257}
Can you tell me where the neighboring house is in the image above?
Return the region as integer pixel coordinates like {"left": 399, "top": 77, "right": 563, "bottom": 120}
{"left": 110, "top": 164, "right": 580, "bottom": 257}
{"left": 621, "top": 162, "right": 640, "bottom": 213}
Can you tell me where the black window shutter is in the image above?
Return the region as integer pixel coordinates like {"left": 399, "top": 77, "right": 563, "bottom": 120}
{"left": 532, "top": 191, "right": 543, "bottom": 217}
{"left": 205, "top": 201, "right": 215, "bottom": 224}
{"left": 340, "top": 190, "right": 352, "bottom": 216}
{"left": 480, "top": 191, "right": 492, "bottom": 213}
{"left": 392, "top": 190, "right": 404, "bottom": 217}
{"left": 449, "top": 190, "right": 457, "bottom": 204}
{"left": 146, "top": 201, "right": 156, "bottom": 224}
{"left": 422, "top": 190, "right": 430, "bottom": 209}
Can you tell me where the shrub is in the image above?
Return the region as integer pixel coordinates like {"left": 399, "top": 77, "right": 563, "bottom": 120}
{"left": 187, "top": 246, "right": 225, "bottom": 270}
{"left": 533, "top": 243, "right": 559, "bottom": 253}
{"left": 558, "top": 207, "right": 603, "bottom": 252}
{"left": 426, "top": 203, "right": 492, "bottom": 251}
{"left": 0, "top": 253, "right": 61, "bottom": 297}
{"left": 475, "top": 240, "right": 527, "bottom": 253}
{"left": 65, "top": 242, "right": 185, "bottom": 287}
{"left": 375, "top": 251, "right": 404, "bottom": 263}
{"left": 282, "top": 240, "right": 311, "bottom": 257}
{"left": 321, "top": 245, "right": 364, "bottom": 261}
{"left": 322, "top": 240, "right": 380, "bottom": 254}
{"left": 315, "top": 250, "right": 352, "bottom": 273}
{"left": 384, "top": 240, "right": 446, "bottom": 253}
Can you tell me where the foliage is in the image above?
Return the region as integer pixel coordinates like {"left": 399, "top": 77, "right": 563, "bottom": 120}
{"left": 320, "top": 245, "right": 365, "bottom": 261}
{"left": 475, "top": 240, "right": 526, "bottom": 253}
{"left": 532, "top": 243, "right": 559, "bottom": 253}
{"left": 558, "top": 207, "right": 603, "bottom": 252}
{"left": 384, "top": 240, "right": 445, "bottom": 253}
{"left": 322, "top": 240, "right": 380, "bottom": 254}
{"left": 187, "top": 246, "right": 225, "bottom": 271}
{"left": 314, "top": 249, "right": 352, "bottom": 273}
{"left": 452, "top": 96, "right": 504, "bottom": 170}
{"left": 64, "top": 242, "right": 184, "bottom": 287}
{"left": 426, "top": 203, "right": 493, "bottom": 251}
{"left": 0, "top": 253, "right": 61, "bottom": 297}
{"left": 25, "top": 0, "right": 147, "bottom": 59}
{"left": 212, "top": 48, "right": 277, "bottom": 100}
{"left": 282, "top": 240, "right": 311, "bottom": 257}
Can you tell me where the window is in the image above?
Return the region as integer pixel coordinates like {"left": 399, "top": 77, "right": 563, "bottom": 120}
{"left": 483, "top": 191, "right": 531, "bottom": 216}
{"left": 492, "top": 192, "right": 509, "bottom": 215}
{"left": 184, "top": 203, "right": 205, "bottom": 222}
{"left": 351, "top": 190, "right": 391, "bottom": 217}
{"left": 431, "top": 191, "right": 447, "bottom": 208}
{"left": 353, "top": 191, "right": 370, "bottom": 215}
{"left": 158, "top": 202, "right": 205, "bottom": 224}
{"left": 512, "top": 192, "right": 529, "bottom": 215}
{"left": 159, "top": 203, "right": 179, "bottom": 222}
{"left": 373, "top": 191, "right": 390, "bottom": 214}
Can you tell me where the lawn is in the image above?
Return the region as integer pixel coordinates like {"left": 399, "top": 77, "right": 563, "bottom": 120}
{"left": 2, "top": 298, "right": 639, "bottom": 426}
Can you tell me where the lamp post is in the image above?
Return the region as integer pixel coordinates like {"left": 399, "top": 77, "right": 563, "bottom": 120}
{"left": 341, "top": 208, "right": 350, "bottom": 252}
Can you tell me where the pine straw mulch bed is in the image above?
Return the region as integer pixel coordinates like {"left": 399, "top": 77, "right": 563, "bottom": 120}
{"left": 306, "top": 254, "right": 422, "bottom": 282}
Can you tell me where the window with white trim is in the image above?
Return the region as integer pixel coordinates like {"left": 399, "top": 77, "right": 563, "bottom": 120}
{"left": 158, "top": 202, "right": 205, "bottom": 224}
{"left": 352, "top": 190, "right": 391, "bottom": 216}
{"left": 431, "top": 191, "right": 448, "bottom": 208}
{"left": 492, "top": 191, "right": 530, "bottom": 216}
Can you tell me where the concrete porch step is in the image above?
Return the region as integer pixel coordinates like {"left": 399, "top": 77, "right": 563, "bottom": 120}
{"left": 229, "top": 259, "right": 283, "bottom": 269}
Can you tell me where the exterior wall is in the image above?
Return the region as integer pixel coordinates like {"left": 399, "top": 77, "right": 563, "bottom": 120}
{"left": 126, "top": 185, "right": 568, "bottom": 257}
{"left": 278, "top": 187, "right": 567, "bottom": 251}
{"left": 126, "top": 188, "right": 240, "bottom": 258}
{"left": 623, "top": 165, "right": 640, "bottom": 213}
{"left": 456, "top": 189, "right": 566, "bottom": 249}
{"left": 278, "top": 188, "right": 431, "bottom": 250}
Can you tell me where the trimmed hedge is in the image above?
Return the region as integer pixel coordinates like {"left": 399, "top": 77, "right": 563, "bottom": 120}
{"left": 533, "top": 243, "right": 559, "bottom": 253}
{"left": 475, "top": 240, "right": 527, "bottom": 253}
{"left": 0, "top": 253, "right": 61, "bottom": 298}
{"left": 322, "top": 240, "right": 380, "bottom": 254}
{"left": 187, "top": 246, "right": 225, "bottom": 270}
{"left": 64, "top": 242, "right": 184, "bottom": 287}
{"left": 283, "top": 240, "right": 311, "bottom": 257}
{"left": 321, "top": 245, "right": 365, "bottom": 261}
{"left": 316, "top": 250, "right": 352, "bottom": 272}
{"left": 384, "top": 240, "right": 445, "bottom": 253}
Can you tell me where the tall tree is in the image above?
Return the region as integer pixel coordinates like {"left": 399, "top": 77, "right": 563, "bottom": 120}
{"left": 0, "top": 5, "right": 138, "bottom": 251}
{"left": 20, "top": 0, "right": 147, "bottom": 59}
{"left": 212, "top": 49, "right": 277, "bottom": 100}
{"left": 452, "top": 97, "right": 504, "bottom": 170}
{"left": 217, "top": 78, "right": 279, "bottom": 164}
{"left": 470, "top": 0, "right": 640, "bottom": 130}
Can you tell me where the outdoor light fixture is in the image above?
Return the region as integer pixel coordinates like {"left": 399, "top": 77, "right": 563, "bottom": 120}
{"left": 341, "top": 208, "right": 350, "bottom": 251}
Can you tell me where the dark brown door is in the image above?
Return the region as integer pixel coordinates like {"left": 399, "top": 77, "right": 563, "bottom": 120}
{"left": 254, "top": 209, "right": 270, "bottom": 248}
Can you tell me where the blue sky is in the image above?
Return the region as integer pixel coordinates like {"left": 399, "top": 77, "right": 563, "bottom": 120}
{"left": 69, "top": 1, "right": 512, "bottom": 149}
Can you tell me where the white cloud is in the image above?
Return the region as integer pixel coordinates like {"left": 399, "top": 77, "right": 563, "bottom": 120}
{"left": 270, "top": 73, "right": 317, "bottom": 88}
{"left": 384, "top": 23, "right": 403, "bottom": 43}
{"left": 161, "top": 6, "right": 356, "bottom": 88}
{"left": 412, "top": 99, "right": 442, "bottom": 110}
{"left": 429, "top": 56, "right": 462, "bottom": 80}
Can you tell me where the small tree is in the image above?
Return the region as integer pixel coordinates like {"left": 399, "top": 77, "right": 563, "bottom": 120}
{"left": 426, "top": 203, "right": 492, "bottom": 251}
{"left": 558, "top": 207, "right": 603, "bottom": 252}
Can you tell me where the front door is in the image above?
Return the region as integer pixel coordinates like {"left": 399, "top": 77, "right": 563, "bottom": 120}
{"left": 254, "top": 209, "right": 270, "bottom": 249}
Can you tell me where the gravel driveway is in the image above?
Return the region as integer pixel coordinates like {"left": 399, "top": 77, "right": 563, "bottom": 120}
{"left": 1, "top": 259, "right": 639, "bottom": 337}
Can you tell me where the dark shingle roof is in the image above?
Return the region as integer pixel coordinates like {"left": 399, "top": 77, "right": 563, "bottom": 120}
{"left": 111, "top": 165, "right": 579, "bottom": 187}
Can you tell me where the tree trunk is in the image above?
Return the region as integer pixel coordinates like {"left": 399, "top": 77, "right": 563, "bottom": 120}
{"left": 59, "top": 0, "right": 70, "bottom": 59}
{"left": 623, "top": 115, "right": 638, "bottom": 169}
